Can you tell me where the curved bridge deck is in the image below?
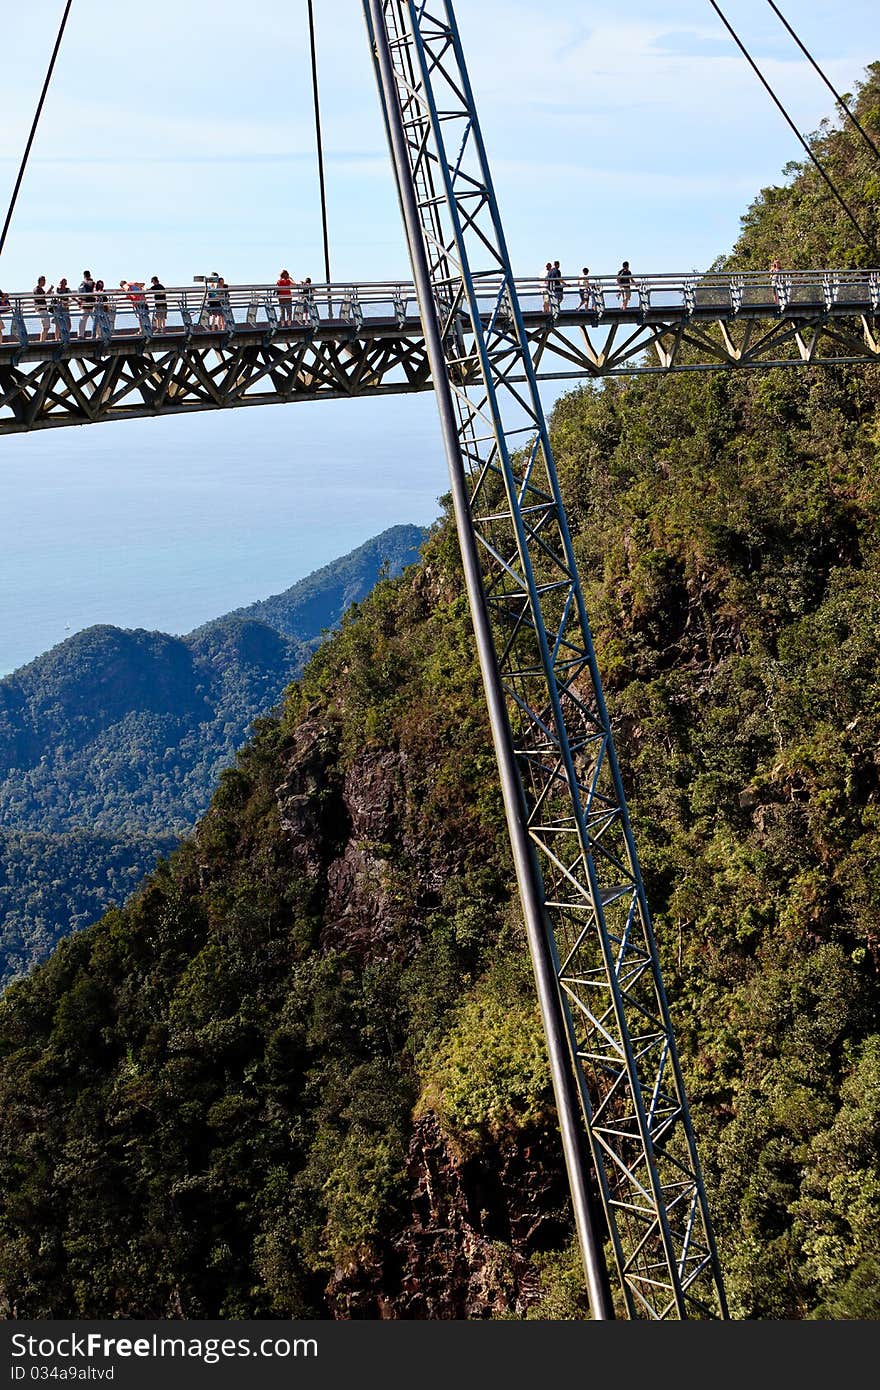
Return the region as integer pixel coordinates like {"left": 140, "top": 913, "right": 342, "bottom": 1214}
{"left": 1, "top": 270, "right": 877, "bottom": 435}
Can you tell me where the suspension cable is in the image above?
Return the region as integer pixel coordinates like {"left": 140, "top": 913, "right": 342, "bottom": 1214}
{"left": 707, "top": 0, "right": 872, "bottom": 249}
{"left": 307, "top": 0, "right": 331, "bottom": 286}
{"left": 765, "top": 1, "right": 880, "bottom": 167}
{"left": 0, "top": 0, "right": 74, "bottom": 262}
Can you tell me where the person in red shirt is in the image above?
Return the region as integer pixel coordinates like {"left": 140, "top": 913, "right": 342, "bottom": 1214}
{"left": 276, "top": 269, "right": 296, "bottom": 326}
{"left": 120, "top": 279, "right": 148, "bottom": 332}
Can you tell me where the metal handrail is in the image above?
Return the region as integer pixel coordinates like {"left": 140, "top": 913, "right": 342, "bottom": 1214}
{"left": 1, "top": 268, "right": 877, "bottom": 348}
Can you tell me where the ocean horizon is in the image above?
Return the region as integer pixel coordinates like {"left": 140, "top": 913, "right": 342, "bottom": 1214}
{"left": 0, "top": 394, "right": 447, "bottom": 678}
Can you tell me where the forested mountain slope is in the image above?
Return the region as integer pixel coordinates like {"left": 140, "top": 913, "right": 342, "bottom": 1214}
{"left": 215, "top": 527, "right": 428, "bottom": 642}
{"left": 0, "top": 73, "right": 878, "bottom": 1319}
{"left": 0, "top": 525, "right": 425, "bottom": 987}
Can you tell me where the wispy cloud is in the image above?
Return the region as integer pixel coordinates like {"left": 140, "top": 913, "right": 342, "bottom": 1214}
{"left": 1, "top": 0, "right": 875, "bottom": 289}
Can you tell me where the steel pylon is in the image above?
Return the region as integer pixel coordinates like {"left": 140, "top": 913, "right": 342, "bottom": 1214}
{"left": 364, "top": 0, "right": 728, "bottom": 1319}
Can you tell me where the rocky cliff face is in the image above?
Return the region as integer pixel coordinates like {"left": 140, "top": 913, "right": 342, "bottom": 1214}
{"left": 271, "top": 715, "right": 573, "bottom": 1318}
{"left": 328, "top": 1113, "right": 570, "bottom": 1319}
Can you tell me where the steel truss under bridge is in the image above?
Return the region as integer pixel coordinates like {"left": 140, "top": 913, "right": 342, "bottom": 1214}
{"left": 365, "top": 0, "right": 730, "bottom": 1320}
{"left": 0, "top": 271, "right": 878, "bottom": 435}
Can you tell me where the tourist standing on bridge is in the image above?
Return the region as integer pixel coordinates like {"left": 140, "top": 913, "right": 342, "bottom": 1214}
{"left": 53, "top": 278, "right": 71, "bottom": 337}
{"left": 33, "top": 276, "right": 52, "bottom": 340}
{"left": 0, "top": 289, "right": 9, "bottom": 341}
{"left": 770, "top": 256, "right": 783, "bottom": 306}
{"left": 94, "top": 280, "right": 111, "bottom": 335}
{"left": 578, "top": 267, "right": 596, "bottom": 312}
{"left": 150, "top": 277, "right": 167, "bottom": 333}
{"left": 120, "top": 280, "right": 148, "bottom": 333}
{"left": 542, "top": 261, "right": 553, "bottom": 313}
{"left": 77, "top": 271, "right": 96, "bottom": 339}
{"left": 548, "top": 260, "right": 565, "bottom": 312}
{"left": 297, "top": 276, "right": 314, "bottom": 325}
{"left": 206, "top": 273, "right": 224, "bottom": 331}
{"left": 617, "top": 260, "right": 633, "bottom": 309}
{"left": 276, "top": 270, "right": 295, "bottom": 325}
{"left": 219, "top": 277, "right": 232, "bottom": 326}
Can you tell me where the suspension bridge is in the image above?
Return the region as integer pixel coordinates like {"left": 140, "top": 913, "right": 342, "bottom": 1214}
{"left": 0, "top": 268, "right": 878, "bottom": 433}
{"left": 2, "top": 0, "right": 878, "bottom": 1321}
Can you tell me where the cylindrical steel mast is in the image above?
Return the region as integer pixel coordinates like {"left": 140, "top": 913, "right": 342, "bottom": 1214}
{"left": 363, "top": 0, "right": 728, "bottom": 1319}
{"left": 364, "top": 0, "right": 615, "bottom": 1321}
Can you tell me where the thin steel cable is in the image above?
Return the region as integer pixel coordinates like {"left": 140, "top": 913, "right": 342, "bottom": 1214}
{"left": 0, "top": 0, "right": 74, "bottom": 262}
{"left": 307, "top": 0, "right": 331, "bottom": 286}
{"left": 765, "top": 1, "right": 880, "bottom": 166}
{"left": 707, "top": 0, "right": 871, "bottom": 248}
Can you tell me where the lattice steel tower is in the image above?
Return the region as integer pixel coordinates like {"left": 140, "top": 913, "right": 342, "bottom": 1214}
{"left": 364, "top": 0, "right": 729, "bottom": 1320}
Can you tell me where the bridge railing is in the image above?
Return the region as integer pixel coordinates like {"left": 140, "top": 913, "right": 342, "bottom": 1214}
{"left": 0, "top": 281, "right": 426, "bottom": 347}
{"left": 0, "top": 269, "right": 877, "bottom": 349}
{"left": 497, "top": 269, "right": 880, "bottom": 318}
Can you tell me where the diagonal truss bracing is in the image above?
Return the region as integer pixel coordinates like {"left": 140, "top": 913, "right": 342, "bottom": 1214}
{"left": 1, "top": 299, "right": 877, "bottom": 435}
{"left": 365, "top": 0, "right": 728, "bottom": 1320}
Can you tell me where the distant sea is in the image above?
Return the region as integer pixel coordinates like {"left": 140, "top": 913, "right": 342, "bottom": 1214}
{"left": 0, "top": 395, "right": 448, "bottom": 677}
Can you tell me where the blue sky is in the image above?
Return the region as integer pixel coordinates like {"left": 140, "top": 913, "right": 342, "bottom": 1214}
{"left": 0, "top": 1, "right": 878, "bottom": 673}
{"left": 2, "top": 0, "right": 877, "bottom": 288}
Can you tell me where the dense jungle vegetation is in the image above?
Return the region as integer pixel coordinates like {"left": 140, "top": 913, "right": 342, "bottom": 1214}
{"left": 0, "top": 526, "right": 423, "bottom": 987}
{"left": 0, "top": 71, "right": 878, "bottom": 1319}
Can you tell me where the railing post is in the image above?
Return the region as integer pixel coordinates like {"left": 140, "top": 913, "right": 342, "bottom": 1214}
{"left": 12, "top": 300, "right": 28, "bottom": 347}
